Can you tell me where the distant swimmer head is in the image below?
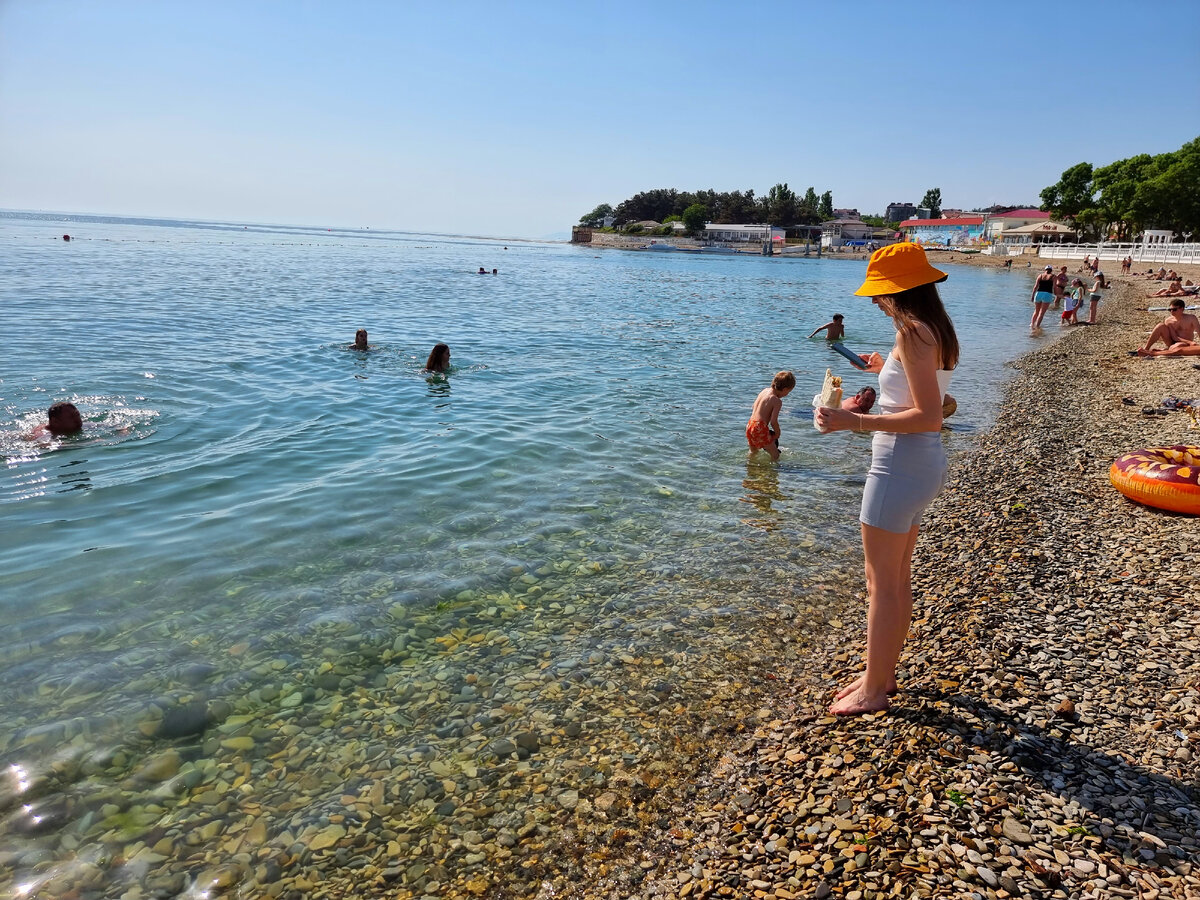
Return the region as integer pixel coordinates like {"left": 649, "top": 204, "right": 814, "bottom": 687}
{"left": 62, "top": 234, "right": 71, "bottom": 242}
{"left": 47, "top": 402, "right": 83, "bottom": 435}
{"left": 352, "top": 328, "right": 369, "bottom": 350}
{"left": 425, "top": 343, "right": 451, "bottom": 372}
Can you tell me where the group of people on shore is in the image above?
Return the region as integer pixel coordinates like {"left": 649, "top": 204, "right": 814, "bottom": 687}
{"left": 1030, "top": 264, "right": 1105, "bottom": 330}
{"left": 746, "top": 243, "right": 960, "bottom": 715}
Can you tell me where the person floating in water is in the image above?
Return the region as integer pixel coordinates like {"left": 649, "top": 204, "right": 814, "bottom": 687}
{"left": 24, "top": 401, "right": 83, "bottom": 440}
{"left": 478, "top": 267, "right": 487, "bottom": 274}
{"left": 746, "top": 371, "right": 794, "bottom": 461}
{"left": 350, "top": 328, "right": 370, "bottom": 350}
{"left": 808, "top": 314, "right": 846, "bottom": 341}
{"left": 425, "top": 343, "right": 451, "bottom": 372}
{"left": 841, "top": 385, "right": 876, "bottom": 414}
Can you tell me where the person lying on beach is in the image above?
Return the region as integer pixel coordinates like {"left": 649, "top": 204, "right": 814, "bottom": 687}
{"left": 808, "top": 314, "right": 846, "bottom": 341}
{"left": 23, "top": 402, "right": 83, "bottom": 440}
{"left": 349, "top": 328, "right": 371, "bottom": 350}
{"left": 1147, "top": 279, "right": 1185, "bottom": 298}
{"left": 746, "top": 371, "right": 794, "bottom": 462}
{"left": 425, "top": 343, "right": 452, "bottom": 372}
{"left": 1137, "top": 300, "right": 1200, "bottom": 356}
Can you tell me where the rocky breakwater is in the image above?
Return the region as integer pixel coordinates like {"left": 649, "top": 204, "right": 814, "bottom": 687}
{"left": 621, "top": 272, "right": 1199, "bottom": 900}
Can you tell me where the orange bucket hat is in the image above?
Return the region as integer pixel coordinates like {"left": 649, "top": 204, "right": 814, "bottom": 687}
{"left": 853, "top": 242, "right": 948, "bottom": 296}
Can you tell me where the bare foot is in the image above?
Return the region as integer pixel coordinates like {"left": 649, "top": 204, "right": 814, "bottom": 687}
{"left": 829, "top": 687, "right": 890, "bottom": 716}
{"left": 835, "top": 674, "right": 898, "bottom": 700}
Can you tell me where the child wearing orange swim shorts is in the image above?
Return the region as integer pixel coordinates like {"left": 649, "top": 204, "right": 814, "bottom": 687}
{"left": 747, "top": 371, "right": 795, "bottom": 461}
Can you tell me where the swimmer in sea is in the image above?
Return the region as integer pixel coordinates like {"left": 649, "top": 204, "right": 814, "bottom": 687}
{"left": 808, "top": 314, "right": 846, "bottom": 341}
{"left": 24, "top": 401, "right": 83, "bottom": 440}
{"left": 425, "top": 343, "right": 451, "bottom": 373}
{"left": 350, "top": 328, "right": 370, "bottom": 351}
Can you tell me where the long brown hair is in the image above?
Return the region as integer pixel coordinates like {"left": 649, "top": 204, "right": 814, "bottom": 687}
{"left": 425, "top": 343, "right": 450, "bottom": 371}
{"left": 888, "top": 282, "right": 959, "bottom": 370}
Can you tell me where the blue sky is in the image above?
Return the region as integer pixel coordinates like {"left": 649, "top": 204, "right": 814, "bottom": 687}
{"left": 2, "top": 1, "right": 1197, "bottom": 239}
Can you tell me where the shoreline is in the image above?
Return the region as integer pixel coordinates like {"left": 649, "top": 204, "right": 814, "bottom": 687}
{"left": 531, "top": 262, "right": 1200, "bottom": 898}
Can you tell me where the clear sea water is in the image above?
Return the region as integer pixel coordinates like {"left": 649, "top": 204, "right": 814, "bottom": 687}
{"left": 0, "top": 211, "right": 1052, "bottom": 895}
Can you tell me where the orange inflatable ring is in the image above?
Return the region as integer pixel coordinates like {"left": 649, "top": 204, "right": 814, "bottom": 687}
{"left": 1109, "top": 445, "right": 1200, "bottom": 515}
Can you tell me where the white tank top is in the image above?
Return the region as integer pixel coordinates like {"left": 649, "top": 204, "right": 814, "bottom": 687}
{"left": 877, "top": 352, "right": 952, "bottom": 415}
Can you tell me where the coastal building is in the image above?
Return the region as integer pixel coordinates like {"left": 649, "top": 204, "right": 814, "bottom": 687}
{"left": 897, "top": 216, "right": 986, "bottom": 247}
{"left": 820, "top": 218, "right": 898, "bottom": 249}
{"left": 983, "top": 208, "right": 1049, "bottom": 240}
{"left": 885, "top": 202, "right": 916, "bottom": 222}
{"left": 996, "top": 221, "right": 1078, "bottom": 245}
{"left": 833, "top": 208, "right": 860, "bottom": 220}
{"left": 820, "top": 218, "right": 873, "bottom": 248}
{"left": 703, "top": 223, "right": 785, "bottom": 243}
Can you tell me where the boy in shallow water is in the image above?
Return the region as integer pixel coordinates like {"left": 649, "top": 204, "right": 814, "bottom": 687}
{"left": 746, "top": 371, "right": 795, "bottom": 461}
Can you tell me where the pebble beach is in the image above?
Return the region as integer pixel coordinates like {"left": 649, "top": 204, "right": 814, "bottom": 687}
{"left": 488, "top": 258, "right": 1200, "bottom": 900}
{"left": 3, "top": 252, "right": 1198, "bottom": 900}
{"left": 588, "top": 259, "right": 1200, "bottom": 900}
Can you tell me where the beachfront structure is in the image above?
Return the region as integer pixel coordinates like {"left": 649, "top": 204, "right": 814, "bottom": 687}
{"left": 897, "top": 216, "right": 986, "bottom": 247}
{"left": 886, "top": 202, "right": 917, "bottom": 222}
{"left": 997, "top": 221, "right": 1078, "bottom": 245}
{"left": 984, "top": 208, "right": 1050, "bottom": 240}
{"left": 703, "top": 223, "right": 785, "bottom": 243}
{"left": 820, "top": 218, "right": 874, "bottom": 248}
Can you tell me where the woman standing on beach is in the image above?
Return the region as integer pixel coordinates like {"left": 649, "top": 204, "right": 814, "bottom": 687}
{"left": 814, "top": 243, "right": 959, "bottom": 715}
{"left": 1030, "top": 265, "right": 1056, "bottom": 331}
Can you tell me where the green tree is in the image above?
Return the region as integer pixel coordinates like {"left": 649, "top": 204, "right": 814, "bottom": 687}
{"left": 818, "top": 191, "right": 834, "bottom": 221}
{"left": 920, "top": 188, "right": 942, "bottom": 219}
{"left": 1039, "top": 162, "right": 1095, "bottom": 223}
{"left": 578, "top": 203, "right": 613, "bottom": 228}
{"left": 681, "top": 203, "right": 709, "bottom": 236}
{"left": 763, "top": 183, "right": 799, "bottom": 226}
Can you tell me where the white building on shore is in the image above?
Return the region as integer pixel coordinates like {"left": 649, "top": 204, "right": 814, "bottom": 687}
{"left": 703, "top": 223, "right": 784, "bottom": 243}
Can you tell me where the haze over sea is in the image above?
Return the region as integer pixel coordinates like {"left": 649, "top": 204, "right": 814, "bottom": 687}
{"left": 0, "top": 211, "right": 1053, "bottom": 896}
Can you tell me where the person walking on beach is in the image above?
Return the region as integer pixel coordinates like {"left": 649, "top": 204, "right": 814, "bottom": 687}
{"left": 813, "top": 243, "right": 958, "bottom": 716}
{"left": 808, "top": 314, "right": 846, "bottom": 341}
{"left": 1087, "top": 270, "right": 1105, "bottom": 324}
{"left": 746, "top": 371, "right": 795, "bottom": 462}
{"left": 1030, "top": 265, "right": 1056, "bottom": 330}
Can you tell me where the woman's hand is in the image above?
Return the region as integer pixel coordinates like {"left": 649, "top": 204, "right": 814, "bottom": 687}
{"left": 861, "top": 352, "right": 885, "bottom": 373}
{"left": 814, "top": 405, "right": 860, "bottom": 433}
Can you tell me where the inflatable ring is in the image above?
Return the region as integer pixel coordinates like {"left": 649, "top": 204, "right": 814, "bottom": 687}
{"left": 1109, "top": 445, "right": 1200, "bottom": 515}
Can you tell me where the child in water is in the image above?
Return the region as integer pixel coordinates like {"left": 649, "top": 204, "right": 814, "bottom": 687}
{"left": 746, "top": 371, "right": 795, "bottom": 461}
{"left": 808, "top": 314, "right": 846, "bottom": 341}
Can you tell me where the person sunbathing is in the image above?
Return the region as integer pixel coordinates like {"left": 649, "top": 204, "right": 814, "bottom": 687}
{"left": 1147, "top": 278, "right": 1186, "bottom": 298}
{"left": 1137, "top": 300, "right": 1200, "bottom": 356}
